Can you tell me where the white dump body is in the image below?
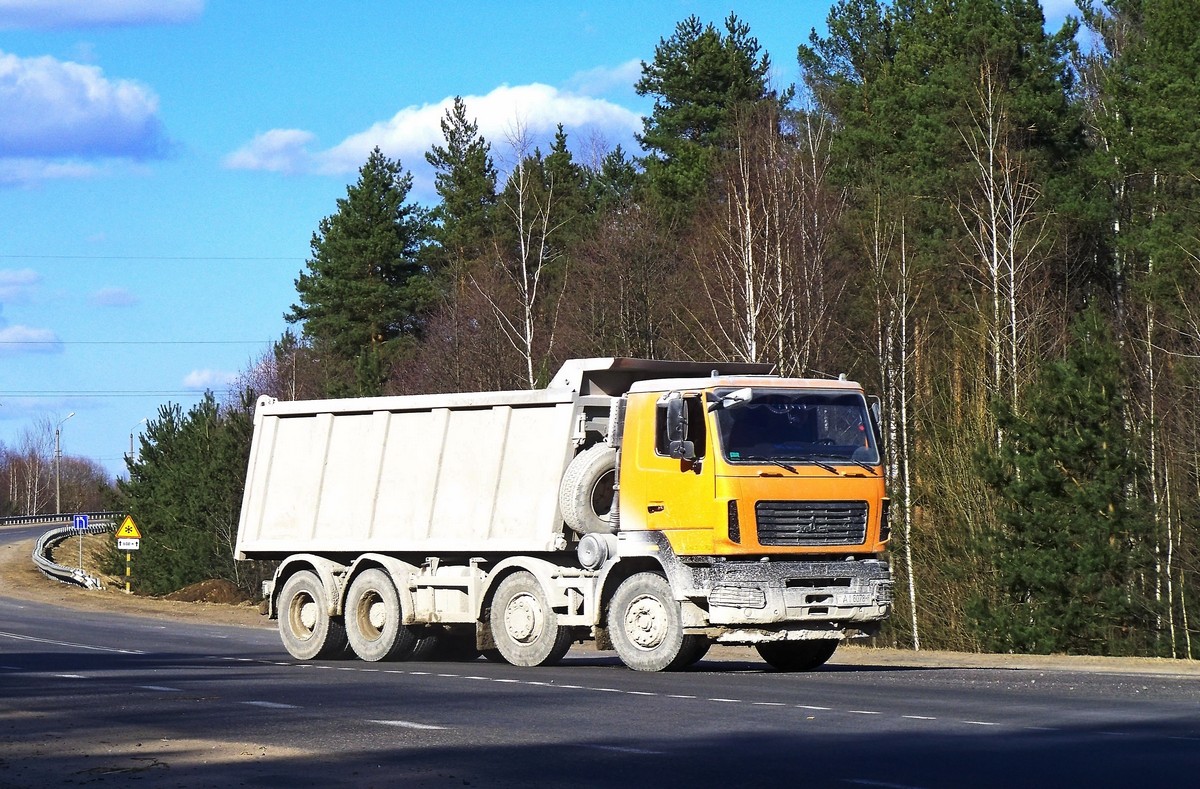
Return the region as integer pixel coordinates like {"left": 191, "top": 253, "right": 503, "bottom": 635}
{"left": 234, "top": 387, "right": 582, "bottom": 558}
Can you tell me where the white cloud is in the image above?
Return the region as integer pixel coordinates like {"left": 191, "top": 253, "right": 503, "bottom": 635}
{"left": 0, "top": 268, "right": 40, "bottom": 302}
{"left": 183, "top": 368, "right": 236, "bottom": 390}
{"left": 223, "top": 129, "right": 318, "bottom": 176}
{"left": 0, "top": 50, "right": 167, "bottom": 162}
{"left": 0, "top": 158, "right": 102, "bottom": 186}
{"left": 564, "top": 59, "right": 643, "bottom": 98}
{"left": 90, "top": 286, "right": 139, "bottom": 307}
{"left": 225, "top": 82, "right": 643, "bottom": 197}
{"left": 0, "top": 0, "right": 203, "bottom": 30}
{"left": 0, "top": 324, "right": 61, "bottom": 354}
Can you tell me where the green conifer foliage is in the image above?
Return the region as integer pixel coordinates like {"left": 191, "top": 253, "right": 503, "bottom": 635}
{"left": 116, "top": 393, "right": 255, "bottom": 596}
{"left": 286, "top": 147, "right": 430, "bottom": 395}
{"left": 636, "top": 13, "right": 775, "bottom": 217}
{"left": 976, "top": 307, "right": 1156, "bottom": 655}
{"left": 425, "top": 96, "right": 498, "bottom": 263}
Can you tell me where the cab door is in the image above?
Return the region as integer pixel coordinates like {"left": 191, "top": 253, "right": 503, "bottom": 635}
{"left": 617, "top": 391, "right": 719, "bottom": 555}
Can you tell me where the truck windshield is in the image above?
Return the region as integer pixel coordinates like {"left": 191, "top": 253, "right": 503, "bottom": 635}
{"left": 713, "top": 388, "right": 880, "bottom": 467}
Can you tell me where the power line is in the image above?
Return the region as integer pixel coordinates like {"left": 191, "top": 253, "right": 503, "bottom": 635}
{"left": 0, "top": 340, "right": 270, "bottom": 346}
{"left": 0, "top": 254, "right": 301, "bottom": 261}
{"left": 1, "top": 391, "right": 214, "bottom": 398}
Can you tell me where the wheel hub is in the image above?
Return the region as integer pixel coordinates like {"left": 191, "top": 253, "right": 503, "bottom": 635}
{"left": 298, "top": 599, "right": 317, "bottom": 634}
{"left": 505, "top": 593, "right": 542, "bottom": 644}
{"left": 624, "top": 594, "right": 667, "bottom": 650}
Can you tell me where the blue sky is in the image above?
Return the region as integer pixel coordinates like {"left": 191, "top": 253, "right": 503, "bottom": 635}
{"left": 0, "top": 0, "right": 1077, "bottom": 477}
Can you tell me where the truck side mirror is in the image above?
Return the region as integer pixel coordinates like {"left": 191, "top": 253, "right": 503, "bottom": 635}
{"left": 869, "top": 397, "right": 884, "bottom": 447}
{"left": 666, "top": 396, "right": 696, "bottom": 461}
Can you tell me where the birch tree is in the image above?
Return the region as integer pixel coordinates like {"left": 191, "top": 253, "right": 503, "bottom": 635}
{"left": 955, "top": 59, "right": 1051, "bottom": 432}
{"left": 686, "top": 104, "right": 844, "bottom": 373}
{"left": 477, "top": 124, "right": 578, "bottom": 388}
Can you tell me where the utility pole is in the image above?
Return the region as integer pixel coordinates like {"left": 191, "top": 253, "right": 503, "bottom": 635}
{"left": 54, "top": 412, "right": 75, "bottom": 514}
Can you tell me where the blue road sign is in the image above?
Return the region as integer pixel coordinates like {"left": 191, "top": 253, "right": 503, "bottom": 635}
{"left": 73, "top": 514, "right": 89, "bottom": 530}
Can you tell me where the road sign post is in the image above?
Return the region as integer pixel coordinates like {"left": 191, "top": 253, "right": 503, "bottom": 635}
{"left": 114, "top": 516, "right": 142, "bottom": 594}
{"left": 73, "top": 514, "right": 89, "bottom": 572}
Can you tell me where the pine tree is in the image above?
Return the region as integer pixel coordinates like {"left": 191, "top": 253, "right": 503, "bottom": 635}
{"left": 636, "top": 13, "right": 776, "bottom": 218}
{"left": 975, "top": 306, "right": 1156, "bottom": 655}
{"left": 425, "top": 96, "right": 498, "bottom": 263}
{"left": 116, "top": 393, "right": 255, "bottom": 596}
{"left": 286, "top": 147, "right": 431, "bottom": 396}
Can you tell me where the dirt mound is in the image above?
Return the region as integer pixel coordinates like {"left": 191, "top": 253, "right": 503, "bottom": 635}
{"left": 164, "top": 578, "right": 249, "bottom": 604}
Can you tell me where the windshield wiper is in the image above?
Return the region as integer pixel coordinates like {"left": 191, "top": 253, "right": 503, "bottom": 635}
{"left": 810, "top": 453, "right": 876, "bottom": 473}
{"left": 740, "top": 455, "right": 799, "bottom": 474}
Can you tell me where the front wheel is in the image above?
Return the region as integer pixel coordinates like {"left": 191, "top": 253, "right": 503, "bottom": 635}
{"left": 489, "top": 572, "right": 573, "bottom": 667}
{"left": 755, "top": 639, "right": 839, "bottom": 671}
{"left": 278, "top": 570, "right": 347, "bottom": 660}
{"left": 607, "top": 572, "right": 705, "bottom": 672}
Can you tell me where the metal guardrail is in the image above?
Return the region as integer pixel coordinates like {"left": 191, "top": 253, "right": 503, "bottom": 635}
{"left": 0, "top": 511, "right": 124, "bottom": 529}
{"left": 18, "top": 513, "right": 124, "bottom": 589}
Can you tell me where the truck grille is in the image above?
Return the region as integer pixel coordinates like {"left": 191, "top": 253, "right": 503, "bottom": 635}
{"left": 755, "top": 501, "right": 868, "bottom": 546}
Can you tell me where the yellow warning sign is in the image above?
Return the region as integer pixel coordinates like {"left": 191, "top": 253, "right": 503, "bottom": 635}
{"left": 115, "top": 515, "right": 142, "bottom": 539}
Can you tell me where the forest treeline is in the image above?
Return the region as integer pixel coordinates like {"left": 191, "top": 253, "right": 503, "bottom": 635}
{"left": 3, "top": 1, "right": 1196, "bottom": 658}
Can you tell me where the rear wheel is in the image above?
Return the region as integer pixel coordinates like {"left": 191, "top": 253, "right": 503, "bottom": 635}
{"left": 489, "top": 572, "right": 573, "bottom": 667}
{"left": 682, "top": 637, "right": 711, "bottom": 667}
{"left": 608, "top": 572, "right": 705, "bottom": 672}
{"left": 345, "top": 569, "right": 422, "bottom": 662}
{"left": 755, "top": 639, "right": 839, "bottom": 671}
{"left": 278, "top": 570, "right": 347, "bottom": 660}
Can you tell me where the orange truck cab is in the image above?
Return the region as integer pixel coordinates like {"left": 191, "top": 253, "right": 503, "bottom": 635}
{"left": 580, "top": 371, "right": 892, "bottom": 670}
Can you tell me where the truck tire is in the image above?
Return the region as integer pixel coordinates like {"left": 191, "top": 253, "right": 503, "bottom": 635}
{"left": 755, "top": 639, "right": 839, "bottom": 671}
{"left": 345, "top": 569, "right": 423, "bottom": 662}
{"left": 278, "top": 570, "right": 347, "bottom": 660}
{"left": 559, "top": 444, "right": 617, "bottom": 535}
{"left": 489, "top": 572, "right": 573, "bottom": 667}
{"left": 607, "top": 572, "right": 706, "bottom": 672}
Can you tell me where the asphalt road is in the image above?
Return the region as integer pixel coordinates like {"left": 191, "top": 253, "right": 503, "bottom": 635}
{"left": 2, "top": 525, "right": 1199, "bottom": 788}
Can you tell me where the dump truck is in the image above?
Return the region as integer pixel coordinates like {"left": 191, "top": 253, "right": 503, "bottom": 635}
{"left": 234, "top": 357, "right": 892, "bottom": 671}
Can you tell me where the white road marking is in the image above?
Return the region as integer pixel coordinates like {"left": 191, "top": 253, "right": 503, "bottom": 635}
{"left": 56, "top": 674, "right": 86, "bottom": 679}
{"left": 0, "top": 630, "right": 144, "bottom": 654}
{"left": 582, "top": 744, "right": 664, "bottom": 755}
{"left": 206, "top": 652, "right": 1177, "bottom": 746}
{"left": 370, "top": 719, "right": 446, "bottom": 730}
{"left": 137, "top": 685, "right": 183, "bottom": 692}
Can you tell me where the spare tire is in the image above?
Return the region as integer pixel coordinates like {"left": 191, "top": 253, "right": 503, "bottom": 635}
{"left": 559, "top": 444, "right": 618, "bottom": 535}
